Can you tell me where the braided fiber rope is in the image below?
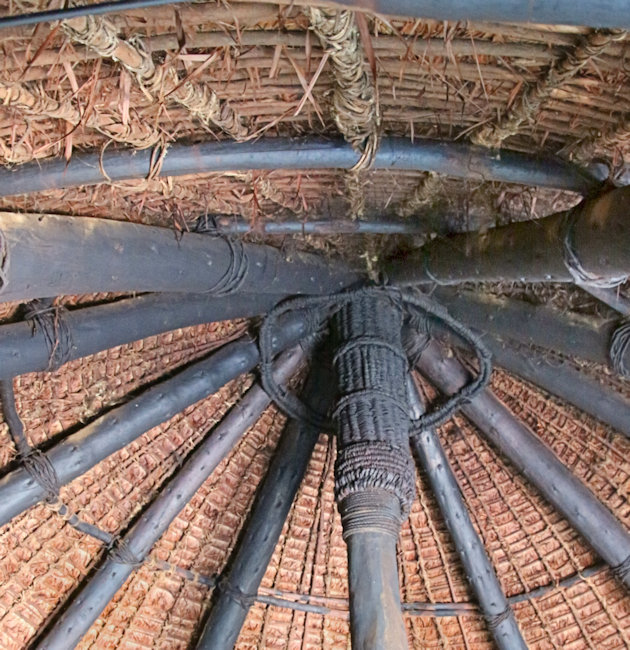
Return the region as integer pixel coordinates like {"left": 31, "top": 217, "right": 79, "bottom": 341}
{"left": 610, "top": 320, "right": 630, "bottom": 377}
{"left": 472, "top": 29, "right": 627, "bottom": 148}
{"left": 62, "top": 13, "right": 247, "bottom": 140}
{"left": 258, "top": 287, "right": 491, "bottom": 434}
{"left": 24, "top": 299, "right": 73, "bottom": 370}
{"left": 309, "top": 8, "right": 380, "bottom": 220}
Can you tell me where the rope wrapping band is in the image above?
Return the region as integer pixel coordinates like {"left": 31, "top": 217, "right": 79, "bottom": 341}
{"left": 258, "top": 287, "right": 492, "bottom": 434}
{"left": 206, "top": 237, "right": 249, "bottom": 297}
{"left": 562, "top": 208, "right": 628, "bottom": 289}
{"left": 609, "top": 320, "right": 630, "bottom": 377}
{"left": 24, "top": 299, "right": 73, "bottom": 370}
{"left": 611, "top": 554, "right": 630, "bottom": 582}
{"left": 335, "top": 441, "right": 416, "bottom": 517}
{"left": 485, "top": 606, "right": 513, "bottom": 631}
{"left": 109, "top": 538, "right": 144, "bottom": 567}
{"left": 218, "top": 576, "right": 257, "bottom": 609}
{"left": 22, "top": 450, "right": 61, "bottom": 503}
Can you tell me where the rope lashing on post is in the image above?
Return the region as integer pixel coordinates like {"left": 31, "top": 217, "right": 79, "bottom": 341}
{"left": 205, "top": 237, "right": 250, "bottom": 297}
{"left": 562, "top": 208, "right": 629, "bottom": 288}
{"left": 24, "top": 299, "right": 73, "bottom": 370}
{"left": 485, "top": 606, "right": 513, "bottom": 631}
{"left": 609, "top": 320, "right": 630, "bottom": 377}
{"left": 611, "top": 554, "right": 630, "bottom": 582}
{"left": 258, "top": 287, "right": 492, "bottom": 432}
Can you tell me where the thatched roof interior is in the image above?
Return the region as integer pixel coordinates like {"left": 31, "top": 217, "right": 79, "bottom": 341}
{"left": 0, "top": 1, "right": 629, "bottom": 648}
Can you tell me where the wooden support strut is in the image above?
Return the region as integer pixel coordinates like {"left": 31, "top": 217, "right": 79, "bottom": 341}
{"left": 433, "top": 289, "right": 630, "bottom": 373}
{"left": 407, "top": 333, "right": 630, "bottom": 590}
{"left": 408, "top": 381, "right": 527, "bottom": 650}
{"left": 196, "top": 355, "right": 332, "bottom": 650}
{"left": 0, "top": 212, "right": 359, "bottom": 303}
{"left": 0, "top": 292, "right": 286, "bottom": 379}
{"left": 332, "top": 291, "right": 414, "bottom": 650}
{"left": 37, "top": 346, "right": 306, "bottom": 650}
{"left": 386, "top": 185, "right": 630, "bottom": 287}
{"left": 0, "top": 311, "right": 316, "bottom": 528}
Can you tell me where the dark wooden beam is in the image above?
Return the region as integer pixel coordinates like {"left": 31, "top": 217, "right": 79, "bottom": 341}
{"left": 0, "top": 292, "right": 285, "bottom": 379}
{"left": 434, "top": 289, "right": 619, "bottom": 368}
{"left": 0, "top": 212, "right": 359, "bottom": 303}
{"left": 487, "top": 337, "right": 630, "bottom": 439}
{"left": 333, "top": 292, "right": 413, "bottom": 650}
{"left": 408, "top": 334, "right": 630, "bottom": 590}
{"left": 387, "top": 186, "right": 630, "bottom": 286}
{"left": 196, "top": 357, "right": 332, "bottom": 649}
{"left": 0, "top": 310, "right": 315, "bottom": 527}
{"left": 37, "top": 347, "right": 305, "bottom": 650}
{"left": 409, "top": 380, "right": 526, "bottom": 650}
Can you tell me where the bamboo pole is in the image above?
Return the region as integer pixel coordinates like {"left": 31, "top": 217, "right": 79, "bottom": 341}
{"left": 196, "top": 358, "right": 331, "bottom": 649}
{"left": 0, "top": 212, "right": 358, "bottom": 302}
{"left": 434, "top": 289, "right": 624, "bottom": 369}
{"left": 0, "top": 310, "right": 315, "bottom": 527}
{"left": 37, "top": 346, "right": 305, "bottom": 650}
{"left": 387, "top": 186, "right": 630, "bottom": 286}
{"left": 0, "top": 292, "right": 285, "bottom": 379}
{"left": 408, "top": 334, "right": 630, "bottom": 589}
{"left": 408, "top": 383, "right": 527, "bottom": 650}
{"left": 0, "top": 137, "right": 601, "bottom": 198}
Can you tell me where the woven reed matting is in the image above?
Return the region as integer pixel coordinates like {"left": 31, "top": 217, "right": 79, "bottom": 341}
{"left": 0, "top": 312, "right": 627, "bottom": 646}
{"left": 0, "top": 318, "right": 250, "bottom": 648}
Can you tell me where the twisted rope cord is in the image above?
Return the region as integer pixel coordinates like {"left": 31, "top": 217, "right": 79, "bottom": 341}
{"left": 472, "top": 29, "right": 627, "bottom": 148}
{"left": 562, "top": 209, "right": 628, "bottom": 288}
{"left": 309, "top": 8, "right": 380, "bottom": 220}
{"left": 259, "top": 287, "right": 491, "bottom": 433}
{"left": 24, "top": 299, "right": 73, "bottom": 370}
{"left": 63, "top": 13, "right": 247, "bottom": 140}
{"left": 485, "top": 606, "right": 513, "bottom": 631}
{"left": 205, "top": 237, "right": 249, "bottom": 296}
{"left": 610, "top": 320, "right": 630, "bottom": 377}
{"left": 611, "top": 554, "right": 630, "bottom": 582}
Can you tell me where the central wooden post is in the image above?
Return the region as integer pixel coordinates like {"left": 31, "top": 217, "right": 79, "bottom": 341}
{"left": 332, "top": 291, "right": 414, "bottom": 650}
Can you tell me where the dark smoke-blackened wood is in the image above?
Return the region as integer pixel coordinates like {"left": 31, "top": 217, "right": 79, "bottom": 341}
{"left": 37, "top": 347, "right": 306, "bottom": 650}
{"left": 0, "top": 292, "right": 285, "bottom": 379}
{"left": 487, "top": 337, "right": 630, "bottom": 439}
{"left": 435, "top": 289, "right": 620, "bottom": 368}
{"left": 196, "top": 359, "right": 331, "bottom": 650}
{"left": 333, "top": 292, "right": 412, "bottom": 650}
{"left": 0, "top": 311, "right": 314, "bottom": 527}
{"left": 387, "top": 186, "right": 630, "bottom": 286}
{"left": 408, "top": 382, "right": 526, "bottom": 650}
{"left": 0, "top": 212, "right": 359, "bottom": 302}
{"left": 410, "top": 335, "right": 630, "bottom": 590}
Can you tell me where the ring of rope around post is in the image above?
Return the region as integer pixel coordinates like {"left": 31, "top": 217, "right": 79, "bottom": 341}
{"left": 257, "top": 287, "right": 492, "bottom": 433}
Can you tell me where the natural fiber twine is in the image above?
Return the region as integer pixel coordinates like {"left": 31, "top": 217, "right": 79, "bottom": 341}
{"left": 63, "top": 14, "right": 248, "bottom": 141}
{"left": 471, "top": 28, "right": 627, "bottom": 149}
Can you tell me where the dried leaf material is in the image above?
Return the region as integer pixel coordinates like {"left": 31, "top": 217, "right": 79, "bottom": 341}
{"left": 309, "top": 8, "right": 380, "bottom": 168}
{"left": 396, "top": 171, "right": 445, "bottom": 218}
{"left": 62, "top": 14, "right": 248, "bottom": 140}
{"left": 570, "top": 114, "right": 630, "bottom": 166}
{"left": 471, "top": 29, "right": 627, "bottom": 149}
{"left": 0, "top": 80, "right": 161, "bottom": 149}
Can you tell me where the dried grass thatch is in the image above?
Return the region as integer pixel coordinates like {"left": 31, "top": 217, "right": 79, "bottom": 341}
{"left": 0, "top": 0, "right": 629, "bottom": 647}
